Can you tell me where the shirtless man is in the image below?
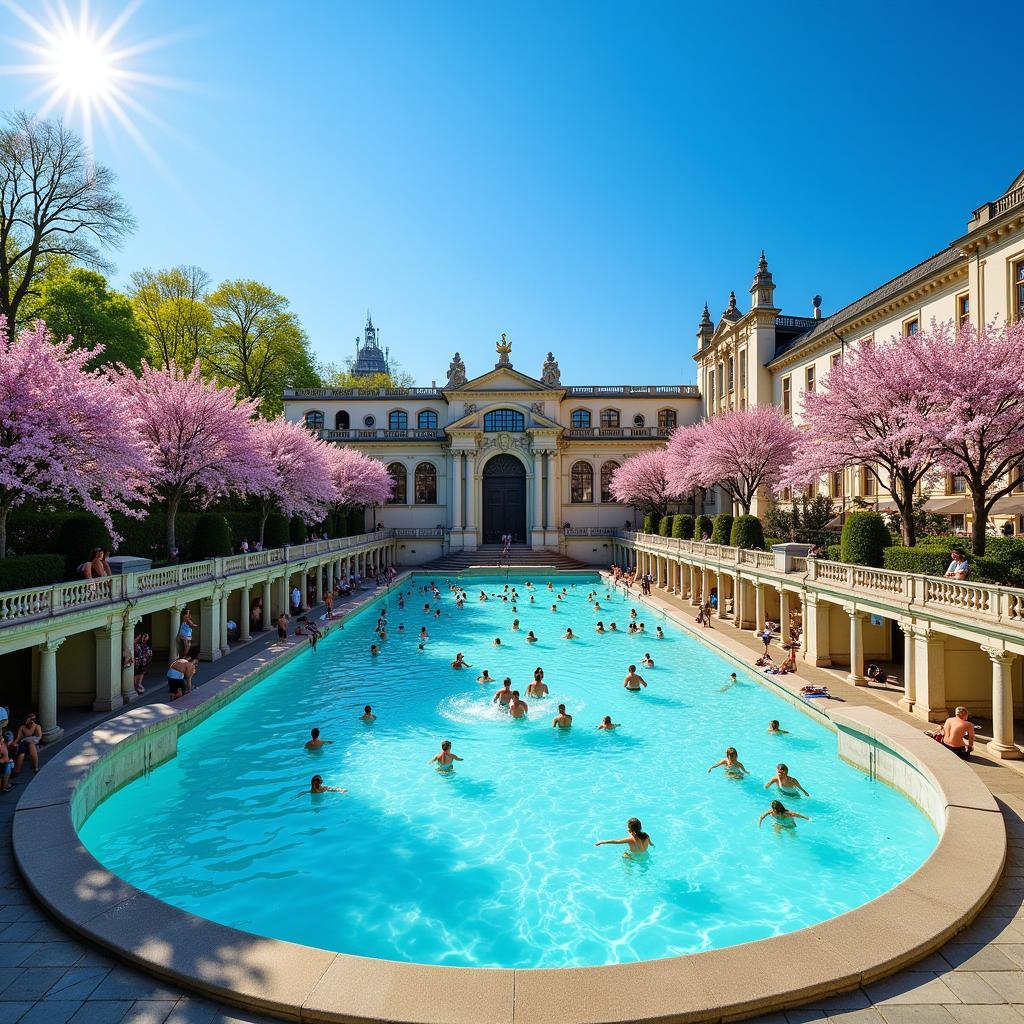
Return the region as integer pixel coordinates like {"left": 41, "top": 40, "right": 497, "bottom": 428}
{"left": 508, "top": 691, "right": 529, "bottom": 719}
{"left": 477, "top": 669, "right": 494, "bottom": 684}
{"left": 358, "top": 706, "right": 376, "bottom": 722}
{"left": 765, "top": 763, "right": 810, "bottom": 798}
{"left": 429, "top": 739, "right": 463, "bottom": 771}
{"left": 552, "top": 704, "right": 572, "bottom": 729}
{"left": 623, "top": 665, "right": 647, "bottom": 691}
{"left": 12, "top": 714, "right": 42, "bottom": 774}
{"left": 493, "top": 678, "right": 514, "bottom": 707}
{"left": 940, "top": 707, "right": 975, "bottom": 759}
{"left": 305, "top": 727, "right": 332, "bottom": 750}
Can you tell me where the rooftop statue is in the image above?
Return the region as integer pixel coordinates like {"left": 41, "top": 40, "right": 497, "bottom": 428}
{"left": 495, "top": 332, "right": 512, "bottom": 367}
{"left": 541, "top": 351, "right": 561, "bottom": 386}
{"left": 446, "top": 352, "right": 467, "bottom": 388}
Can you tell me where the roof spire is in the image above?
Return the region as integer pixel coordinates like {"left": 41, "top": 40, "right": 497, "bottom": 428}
{"left": 750, "top": 250, "right": 776, "bottom": 310}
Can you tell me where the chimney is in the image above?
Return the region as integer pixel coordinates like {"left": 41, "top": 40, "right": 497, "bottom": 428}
{"left": 812, "top": 294, "right": 823, "bottom": 321}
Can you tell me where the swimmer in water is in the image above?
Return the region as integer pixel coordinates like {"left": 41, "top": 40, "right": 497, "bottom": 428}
{"left": 310, "top": 774, "right": 346, "bottom": 794}
{"left": 765, "top": 763, "right": 810, "bottom": 798}
{"left": 419, "top": 627, "right": 429, "bottom": 641}
{"left": 451, "top": 652, "right": 470, "bottom": 669}
{"left": 358, "top": 705, "right": 376, "bottom": 722}
{"left": 552, "top": 704, "right": 572, "bottom": 729}
{"left": 477, "top": 669, "right": 494, "bottom": 684}
{"left": 595, "top": 817, "right": 653, "bottom": 858}
{"left": 720, "top": 672, "right": 740, "bottom": 693}
{"left": 656, "top": 626, "right": 664, "bottom": 639}
{"left": 609, "top": 622, "right": 618, "bottom": 632}
{"left": 493, "top": 678, "right": 514, "bottom": 707}
{"left": 758, "top": 800, "right": 810, "bottom": 828}
{"left": 597, "top": 716, "right": 620, "bottom": 730}
{"left": 767, "top": 719, "right": 789, "bottom": 734}
{"left": 594, "top": 601, "right": 601, "bottom": 611}
{"left": 564, "top": 627, "right": 575, "bottom": 640}
{"left": 595, "top": 621, "right": 605, "bottom": 633}
{"left": 526, "top": 631, "right": 538, "bottom": 643}
{"left": 370, "top": 643, "right": 380, "bottom": 656}
{"left": 623, "top": 664, "right": 647, "bottom": 691}
{"left": 429, "top": 739, "right": 463, "bottom": 772}
{"left": 508, "top": 691, "right": 529, "bottom": 719}
{"left": 708, "top": 747, "right": 749, "bottom": 778}
{"left": 305, "top": 727, "right": 332, "bottom": 750}
{"left": 527, "top": 673, "right": 549, "bottom": 698}
{"left": 530, "top": 595, "right": 535, "bottom": 603}
{"left": 398, "top": 623, "right": 405, "bottom": 632}
{"left": 551, "top": 604, "right": 558, "bottom": 612}
{"left": 641, "top": 653, "right": 654, "bottom": 667}
{"left": 493, "top": 637, "right": 503, "bottom": 648}
{"left": 512, "top": 619, "right": 520, "bottom": 631}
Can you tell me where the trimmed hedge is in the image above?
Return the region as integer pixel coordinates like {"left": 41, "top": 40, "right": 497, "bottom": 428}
{"left": 730, "top": 514, "right": 766, "bottom": 550}
{"left": 192, "top": 514, "right": 232, "bottom": 558}
{"left": 673, "top": 513, "right": 694, "bottom": 540}
{"left": 5, "top": 511, "right": 65, "bottom": 556}
{"left": 658, "top": 515, "right": 672, "bottom": 537}
{"left": 827, "top": 544, "right": 842, "bottom": 560}
{"left": 58, "top": 513, "right": 112, "bottom": 575}
{"left": 882, "top": 546, "right": 1007, "bottom": 583}
{"left": 643, "top": 513, "right": 661, "bottom": 535}
{"left": 840, "top": 511, "right": 890, "bottom": 567}
{"left": 765, "top": 537, "right": 787, "bottom": 549}
{"left": 264, "top": 513, "right": 289, "bottom": 549}
{"left": 289, "top": 514, "right": 307, "bottom": 545}
{"left": 694, "top": 515, "right": 714, "bottom": 541}
{"left": 0, "top": 554, "right": 65, "bottom": 590}
{"left": 711, "top": 513, "right": 734, "bottom": 545}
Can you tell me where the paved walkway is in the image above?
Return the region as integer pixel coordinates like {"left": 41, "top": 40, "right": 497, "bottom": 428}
{"left": 3, "top": 574, "right": 1024, "bottom": 1024}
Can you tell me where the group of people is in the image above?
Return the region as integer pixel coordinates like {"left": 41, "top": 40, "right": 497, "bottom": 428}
{"left": 0, "top": 710, "right": 43, "bottom": 791}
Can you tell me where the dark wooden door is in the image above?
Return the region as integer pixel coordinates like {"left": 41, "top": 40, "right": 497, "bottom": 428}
{"left": 482, "top": 455, "right": 527, "bottom": 544}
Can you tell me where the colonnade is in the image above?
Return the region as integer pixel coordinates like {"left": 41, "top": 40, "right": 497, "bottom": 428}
{"left": 611, "top": 539, "right": 1022, "bottom": 761}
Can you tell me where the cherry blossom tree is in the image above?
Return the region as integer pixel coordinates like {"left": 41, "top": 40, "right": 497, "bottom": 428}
{"left": 249, "top": 417, "right": 336, "bottom": 545}
{"left": 328, "top": 446, "right": 393, "bottom": 512}
{"left": 119, "top": 361, "right": 273, "bottom": 554}
{"left": 0, "top": 318, "right": 150, "bottom": 558}
{"left": 906, "top": 319, "right": 1024, "bottom": 555}
{"left": 668, "top": 406, "right": 800, "bottom": 515}
{"left": 609, "top": 448, "right": 678, "bottom": 516}
{"left": 783, "top": 338, "right": 937, "bottom": 546}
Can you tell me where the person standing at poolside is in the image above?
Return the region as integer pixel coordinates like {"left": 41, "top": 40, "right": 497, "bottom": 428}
{"left": 708, "top": 747, "right": 748, "bottom": 778}
{"left": 177, "top": 609, "right": 195, "bottom": 657}
{"left": 765, "top": 763, "right": 810, "bottom": 798}
{"left": 552, "top": 704, "right": 572, "bottom": 729}
{"left": 595, "top": 818, "right": 653, "bottom": 858}
{"left": 493, "top": 678, "right": 514, "bottom": 707}
{"left": 429, "top": 739, "right": 463, "bottom": 771}
{"left": 508, "top": 691, "right": 529, "bottom": 719}
{"left": 623, "top": 665, "right": 647, "bottom": 691}
{"left": 277, "top": 612, "right": 288, "bottom": 640}
{"left": 758, "top": 800, "right": 810, "bottom": 828}
{"left": 305, "top": 727, "right": 333, "bottom": 750}
{"left": 166, "top": 656, "right": 197, "bottom": 701}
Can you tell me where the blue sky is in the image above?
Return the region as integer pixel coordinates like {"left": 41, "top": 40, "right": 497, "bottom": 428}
{"left": 1, "top": 0, "right": 1021, "bottom": 386}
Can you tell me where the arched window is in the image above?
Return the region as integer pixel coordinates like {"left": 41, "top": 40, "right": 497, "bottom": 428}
{"left": 600, "top": 408, "right": 620, "bottom": 429}
{"left": 415, "top": 462, "right": 438, "bottom": 504}
{"left": 658, "top": 408, "right": 677, "bottom": 430}
{"left": 388, "top": 410, "right": 408, "bottom": 430}
{"left": 571, "top": 461, "right": 594, "bottom": 503}
{"left": 600, "top": 461, "right": 620, "bottom": 503}
{"left": 334, "top": 410, "right": 350, "bottom": 430}
{"left": 303, "top": 411, "right": 324, "bottom": 431}
{"left": 483, "top": 408, "right": 525, "bottom": 432}
{"left": 417, "top": 409, "right": 438, "bottom": 429}
{"left": 570, "top": 408, "right": 591, "bottom": 428}
{"left": 387, "top": 463, "right": 407, "bottom": 504}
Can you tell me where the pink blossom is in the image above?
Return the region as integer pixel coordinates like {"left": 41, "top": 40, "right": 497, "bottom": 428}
{"left": 328, "top": 445, "right": 393, "bottom": 508}
{"left": 249, "top": 418, "right": 337, "bottom": 543}
{"left": 0, "top": 318, "right": 150, "bottom": 558}
{"left": 609, "top": 448, "right": 678, "bottom": 516}
{"left": 119, "top": 361, "right": 274, "bottom": 553}
{"left": 668, "top": 406, "right": 799, "bottom": 514}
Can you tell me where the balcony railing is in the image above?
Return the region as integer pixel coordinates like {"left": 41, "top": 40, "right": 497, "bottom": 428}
{"left": 392, "top": 528, "right": 445, "bottom": 538}
{"left": 321, "top": 428, "right": 445, "bottom": 442}
{"left": 564, "top": 385, "right": 699, "bottom": 397}
{"left": 564, "top": 426, "right": 671, "bottom": 440}
{"left": 286, "top": 387, "right": 442, "bottom": 399}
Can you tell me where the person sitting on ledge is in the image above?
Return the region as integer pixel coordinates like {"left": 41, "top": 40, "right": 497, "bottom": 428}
{"left": 945, "top": 548, "right": 970, "bottom": 580}
{"left": 936, "top": 706, "right": 975, "bottom": 759}
{"left": 12, "top": 714, "right": 42, "bottom": 775}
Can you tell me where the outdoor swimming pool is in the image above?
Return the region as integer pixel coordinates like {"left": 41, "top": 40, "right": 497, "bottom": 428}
{"left": 79, "top": 572, "right": 938, "bottom": 969}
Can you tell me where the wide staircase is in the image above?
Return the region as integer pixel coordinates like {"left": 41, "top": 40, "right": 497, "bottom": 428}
{"left": 421, "top": 545, "right": 594, "bottom": 574}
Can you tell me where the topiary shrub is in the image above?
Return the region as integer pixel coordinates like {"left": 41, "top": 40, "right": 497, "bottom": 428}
{"left": 827, "top": 543, "right": 842, "bottom": 560}
{"left": 672, "top": 513, "right": 694, "bottom": 541}
{"left": 882, "top": 546, "right": 1008, "bottom": 583}
{"left": 840, "top": 511, "right": 890, "bottom": 567}
{"left": 289, "top": 514, "right": 307, "bottom": 545}
{"left": 730, "top": 514, "right": 766, "bottom": 550}
{"left": 264, "top": 513, "right": 289, "bottom": 549}
{"left": 658, "top": 515, "right": 672, "bottom": 537}
{"left": 58, "top": 513, "right": 113, "bottom": 575}
{"left": 191, "top": 513, "right": 232, "bottom": 559}
{"left": 643, "top": 513, "right": 661, "bottom": 535}
{"left": 0, "top": 554, "right": 66, "bottom": 590}
{"left": 764, "top": 536, "right": 787, "bottom": 549}
{"left": 694, "top": 514, "right": 714, "bottom": 541}
{"left": 711, "top": 513, "right": 734, "bottom": 545}
{"left": 6, "top": 510, "right": 68, "bottom": 556}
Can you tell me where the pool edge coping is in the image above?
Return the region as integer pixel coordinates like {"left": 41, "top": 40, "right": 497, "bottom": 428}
{"left": 12, "top": 571, "right": 1006, "bottom": 1024}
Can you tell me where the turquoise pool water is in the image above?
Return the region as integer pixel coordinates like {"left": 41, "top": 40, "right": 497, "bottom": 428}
{"left": 80, "top": 572, "right": 937, "bottom": 969}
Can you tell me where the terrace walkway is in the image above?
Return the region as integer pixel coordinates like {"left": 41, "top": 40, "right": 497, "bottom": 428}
{"left": 2, "top": 574, "right": 1024, "bottom": 1024}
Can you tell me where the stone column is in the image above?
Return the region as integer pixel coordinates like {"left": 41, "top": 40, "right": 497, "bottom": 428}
{"left": 986, "top": 649, "right": 1020, "bottom": 759}
{"left": 261, "top": 579, "right": 272, "bottom": 630}
{"left": 93, "top": 622, "right": 124, "bottom": 711}
{"left": 847, "top": 608, "right": 868, "bottom": 685}
{"left": 899, "top": 623, "right": 916, "bottom": 712}
{"left": 300, "top": 569, "right": 311, "bottom": 612}
{"left": 803, "top": 595, "right": 831, "bottom": 667}
{"left": 717, "top": 574, "right": 730, "bottom": 619}
{"left": 199, "top": 597, "right": 221, "bottom": 661}
{"left": 913, "top": 628, "right": 948, "bottom": 723}
{"left": 700, "top": 567, "right": 708, "bottom": 605}
{"left": 452, "top": 451, "right": 464, "bottom": 530}
{"left": 219, "top": 591, "right": 230, "bottom": 657}
{"left": 121, "top": 616, "right": 138, "bottom": 703}
{"left": 753, "top": 582, "right": 765, "bottom": 634}
{"left": 239, "top": 585, "right": 251, "bottom": 642}
{"left": 734, "top": 576, "right": 745, "bottom": 629}
{"left": 532, "top": 448, "right": 545, "bottom": 546}
{"left": 38, "top": 639, "right": 64, "bottom": 742}
{"left": 464, "top": 453, "right": 478, "bottom": 549}
{"left": 779, "top": 588, "right": 791, "bottom": 636}
{"left": 168, "top": 602, "right": 182, "bottom": 659}
{"left": 689, "top": 566, "right": 700, "bottom": 606}
{"left": 545, "top": 449, "right": 559, "bottom": 543}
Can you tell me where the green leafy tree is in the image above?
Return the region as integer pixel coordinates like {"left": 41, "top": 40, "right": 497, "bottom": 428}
{"left": 320, "top": 363, "right": 416, "bottom": 389}
{"left": 204, "top": 279, "right": 318, "bottom": 417}
{"left": 128, "top": 265, "right": 213, "bottom": 370}
{"left": 22, "top": 265, "right": 147, "bottom": 370}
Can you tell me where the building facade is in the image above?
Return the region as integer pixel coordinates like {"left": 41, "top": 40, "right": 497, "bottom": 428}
{"left": 695, "top": 169, "right": 1024, "bottom": 530}
{"left": 284, "top": 343, "right": 703, "bottom": 559}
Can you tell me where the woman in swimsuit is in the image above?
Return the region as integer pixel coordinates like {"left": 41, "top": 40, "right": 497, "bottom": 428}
{"left": 595, "top": 818, "right": 653, "bottom": 858}
{"left": 428, "top": 739, "right": 463, "bottom": 772}
{"left": 451, "top": 652, "right": 470, "bottom": 669}
{"left": 166, "top": 656, "right": 197, "bottom": 700}
{"left": 765, "top": 763, "right": 810, "bottom": 798}
{"left": 595, "top": 621, "right": 605, "bottom": 633}
{"left": 708, "top": 747, "right": 748, "bottom": 779}
{"left": 526, "top": 631, "right": 538, "bottom": 643}
{"left": 758, "top": 800, "right": 810, "bottom": 828}
{"left": 310, "top": 774, "right": 346, "bottom": 794}
{"left": 563, "top": 628, "right": 575, "bottom": 640}
{"left": 597, "top": 716, "right": 620, "bottom": 731}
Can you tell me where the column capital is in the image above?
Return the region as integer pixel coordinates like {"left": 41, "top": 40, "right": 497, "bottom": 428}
{"left": 897, "top": 620, "right": 915, "bottom": 637}
{"left": 40, "top": 637, "right": 65, "bottom": 654}
{"left": 842, "top": 604, "right": 868, "bottom": 620}
{"left": 983, "top": 646, "right": 1016, "bottom": 665}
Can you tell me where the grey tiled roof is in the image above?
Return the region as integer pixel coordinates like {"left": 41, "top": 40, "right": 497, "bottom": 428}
{"left": 767, "top": 245, "right": 965, "bottom": 366}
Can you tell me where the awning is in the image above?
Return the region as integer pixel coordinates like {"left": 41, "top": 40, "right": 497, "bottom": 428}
{"left": 923, "top": 496, "right": 975, "bottom": 514}
{"left": 992, "top": 495, "right": 1024, "bottom": 515}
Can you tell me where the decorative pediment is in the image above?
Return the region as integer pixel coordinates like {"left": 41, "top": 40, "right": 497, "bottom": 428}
{"left": 450, "top": 365, "right": 553, "bottom": 393}
{"left": 1008, "top": 169, "right": 1024, "bottom": 193}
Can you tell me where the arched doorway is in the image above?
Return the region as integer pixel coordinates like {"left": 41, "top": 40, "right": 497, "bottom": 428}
{"left": 482, "top": 454, "right": 527, "bottom": 544}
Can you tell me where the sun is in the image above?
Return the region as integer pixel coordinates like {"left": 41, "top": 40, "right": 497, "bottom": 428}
{"left": 46, "top": 21, "right": 116, "bottom": 102}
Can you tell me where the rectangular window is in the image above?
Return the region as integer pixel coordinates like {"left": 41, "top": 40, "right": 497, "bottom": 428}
{"left": 805, "top": 365, "right": 816, "bottom": 394}
{"left": 727, "top": 356, "right": 735, "bottom": 392}
{"left": 739, "top": 351, "right": 747, "bottom": 391}
{"left": 781, "top": 376, "right": 792, "bottom": 416}
{"left": 830, "top": 471, "right": 843, "bottom": 498}
{"left": 1015, "top": 259, "right": 1024, "bottom": 322}
{"left": 950, "top": 473, "right": 967, "bottom": 494}
{"left": 708, "top": 371, "right": 715, "bottom": 410}
{"left": 951, "top": 514, "right": 966, "bottom": 533}
{"left": 830, "top": 351, "right": 842, "bottom": 370}
{"left": 863, "top": 466, "right": 876, "bottom": 497}
{"left": 717, "top": 363, "right": 724, "bottom": 396}
{"left": 957, "top": 292, "right": 970, "bottom": 329}
{"left": 903, "top": 317, "right": 919, "bottom": 337}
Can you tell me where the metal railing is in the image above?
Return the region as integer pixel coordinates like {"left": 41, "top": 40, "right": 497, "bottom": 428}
{"left": 0, "top": 532, "right": 394, "bottom": 628}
